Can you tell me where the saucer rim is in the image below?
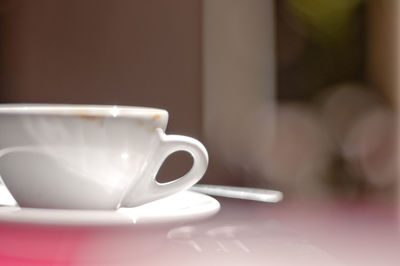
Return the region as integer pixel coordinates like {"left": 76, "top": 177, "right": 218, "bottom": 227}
{"left": 0, "top": 191, "right": 220, "bottom": 226}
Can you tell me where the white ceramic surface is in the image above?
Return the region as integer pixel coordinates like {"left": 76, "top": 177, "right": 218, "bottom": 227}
{"left": 0, "top": 191, "right": 220, "bottom": 225}
{"left": 0, "top": 104, "right": 208, "bottom": 209}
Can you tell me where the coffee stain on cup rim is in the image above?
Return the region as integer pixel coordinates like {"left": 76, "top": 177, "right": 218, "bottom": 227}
{"left": 152, "top": 113, "right": 162, "bottom": 120}
{"left": 79, "top": 114, "right": 102, "bottom": 120}
{"left": 79, "top": 114, "right": 105, "bottom": 127}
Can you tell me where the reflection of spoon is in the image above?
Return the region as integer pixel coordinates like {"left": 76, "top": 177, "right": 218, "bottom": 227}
{"left": 190, "top": 184, "right": 283, "bottom": 203}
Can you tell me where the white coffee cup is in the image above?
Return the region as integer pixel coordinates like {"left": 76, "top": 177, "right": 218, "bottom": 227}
{"left": 0, "top": 104, "right": 208, "bottom": 210}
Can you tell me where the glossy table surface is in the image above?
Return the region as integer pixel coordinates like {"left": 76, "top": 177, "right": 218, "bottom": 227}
{"left": 0, "top": 197, "right": 399, "bottom": 266}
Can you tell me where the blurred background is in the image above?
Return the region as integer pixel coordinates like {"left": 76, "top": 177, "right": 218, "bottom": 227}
{"left": 0, "top": 0, "right": 396, "bottom": 203}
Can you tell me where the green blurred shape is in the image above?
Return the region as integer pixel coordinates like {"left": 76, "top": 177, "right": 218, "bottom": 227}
{"left": 287, "top": 0, "right": 363, "bottom": 43}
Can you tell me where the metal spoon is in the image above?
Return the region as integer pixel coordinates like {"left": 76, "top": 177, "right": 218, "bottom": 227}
{"left": 190, "top": 184, "right": 283, "bottom": 203}
{"left": 0, "top": 184, "right": 283, "bottom": 207}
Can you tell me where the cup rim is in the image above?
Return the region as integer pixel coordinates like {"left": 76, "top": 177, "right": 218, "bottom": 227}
{"left": 0, "top": 104, "right": 168, "bottom": 119}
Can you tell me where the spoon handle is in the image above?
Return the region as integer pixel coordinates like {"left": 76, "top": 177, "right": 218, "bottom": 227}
{"left": 190, "top": 184, "right": 283, "bottom": 203}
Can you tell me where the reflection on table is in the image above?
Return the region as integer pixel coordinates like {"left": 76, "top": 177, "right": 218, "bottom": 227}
{"left": 0, "top": 197, "right": 398, "bottom": 266}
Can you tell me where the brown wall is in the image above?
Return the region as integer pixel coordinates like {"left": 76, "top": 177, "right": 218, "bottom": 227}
{"left": 1, "top": 0, "right": 202, "bottom": 138}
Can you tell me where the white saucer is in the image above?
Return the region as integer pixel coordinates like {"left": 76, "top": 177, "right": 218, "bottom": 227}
{"left": 0, "top": 190, "right": 220, "bottom": 226}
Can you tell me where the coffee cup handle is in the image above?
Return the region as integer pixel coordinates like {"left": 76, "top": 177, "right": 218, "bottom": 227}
{"left": 120, "top": 128, "right": 208, "bottom": 207}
